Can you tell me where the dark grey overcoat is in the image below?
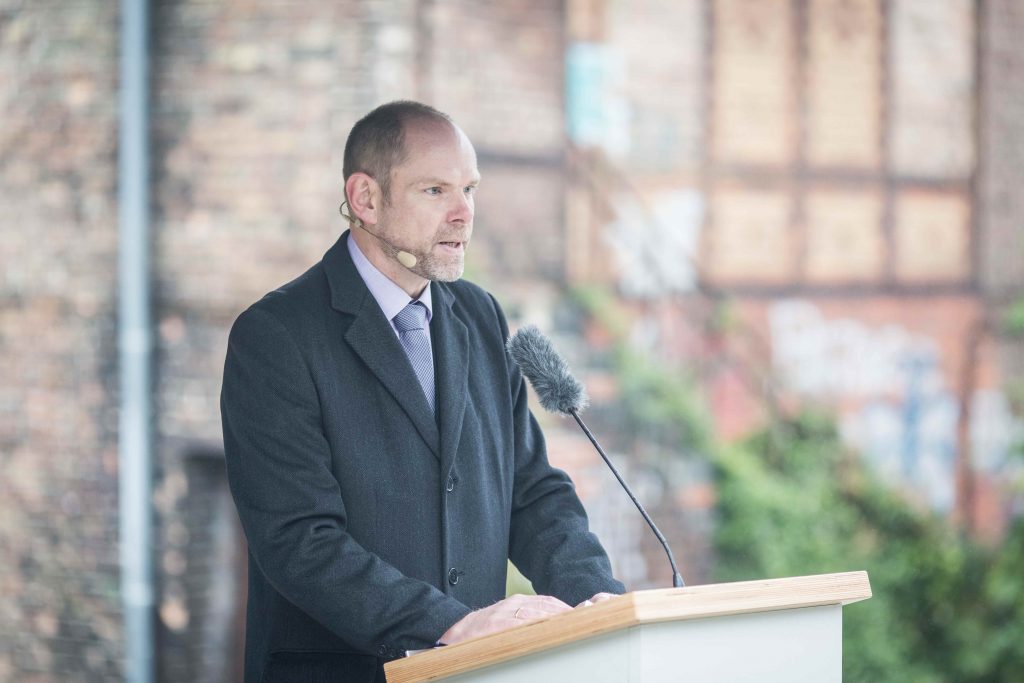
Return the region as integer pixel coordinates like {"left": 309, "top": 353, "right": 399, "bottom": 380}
{"left": 221, "top": 233, "right": 624, "bottom": 682}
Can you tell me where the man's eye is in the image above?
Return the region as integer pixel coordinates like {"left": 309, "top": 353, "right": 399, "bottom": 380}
{"left": 464, "top": 186, "right": 478, "bottom": 196}
{"left": 425, "top": 187, "right": 442, "bottom": 196}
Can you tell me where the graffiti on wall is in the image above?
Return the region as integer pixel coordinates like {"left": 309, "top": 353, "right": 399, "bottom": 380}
{"left": 770, "top": 300, "right": 1022, "bottom": 511}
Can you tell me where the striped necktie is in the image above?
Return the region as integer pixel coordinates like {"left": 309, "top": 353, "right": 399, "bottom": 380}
{"left": 393, "top": 301, "right": 435, "bottom": 413}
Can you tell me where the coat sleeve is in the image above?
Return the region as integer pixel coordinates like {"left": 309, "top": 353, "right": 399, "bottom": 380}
{"left": 221, "top": 305, "right": 472, "bottom": 657}
{"left": 489, "top": 296, "right": 627, "bottom": 606}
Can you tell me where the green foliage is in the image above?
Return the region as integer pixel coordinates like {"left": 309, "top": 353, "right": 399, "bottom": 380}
{"left": 570, "top": 285, "right": 1024, "bottom": 679}
{"left": 1007, "top": 380, "right": 1024, "bottom": 419}
{"left": 572, "top": 285, "right": 630, "bottom": 338}
{"left": 1003, "top": 297, "right": 1024, "bottom": 337}
{"left": 611, "top": 345, "right": 713, "bottom": 453}
{"left": 572, "top": 285, "right": 712, "bottom": 454}
{"left": 714, "top": 412, "right": 1024, "bottom": 682}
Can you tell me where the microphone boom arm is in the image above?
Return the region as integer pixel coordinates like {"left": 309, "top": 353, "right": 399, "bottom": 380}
{"left": 569, "top": 408, "right": 685, "bottom": 588}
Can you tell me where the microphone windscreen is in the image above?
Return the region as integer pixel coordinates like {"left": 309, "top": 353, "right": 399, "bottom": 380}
{"left": 506, "top": 325, "right": 588, "bottom": 415}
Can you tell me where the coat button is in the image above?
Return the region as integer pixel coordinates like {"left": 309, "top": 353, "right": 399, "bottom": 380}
{"left": 377, "top": 645, "right": 388, "bottom": 657}
{"left": 445, "top": 475, "right": 456, "bottom": 492}
{"left": 448, "top": 567, "right": 462, "bottom": 585}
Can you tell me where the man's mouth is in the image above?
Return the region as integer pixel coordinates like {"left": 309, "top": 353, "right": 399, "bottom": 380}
{"left": 438, "top": 241, "right": 465, "bottom": 251}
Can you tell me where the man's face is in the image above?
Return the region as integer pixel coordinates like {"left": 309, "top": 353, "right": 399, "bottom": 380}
{"left": 374, "top": 121, "right": 480, "bottom": 282}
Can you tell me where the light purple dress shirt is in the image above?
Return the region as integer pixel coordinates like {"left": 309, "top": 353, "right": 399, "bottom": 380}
{"left": 347, "top": 235, "right": 434, "bottom": 354}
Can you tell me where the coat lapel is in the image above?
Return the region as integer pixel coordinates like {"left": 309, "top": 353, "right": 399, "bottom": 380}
{"left": 430, "top": 282, "right": 469, "bottom": 475}
{"left": 325, "top": 234, "right": 440, "bottom": 458}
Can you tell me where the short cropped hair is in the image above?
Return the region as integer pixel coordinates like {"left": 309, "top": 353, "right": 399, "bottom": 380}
{"left": 343, "top": 101, "right": 453, "bottom": 202}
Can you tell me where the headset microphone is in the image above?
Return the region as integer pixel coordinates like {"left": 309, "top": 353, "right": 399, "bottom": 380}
{"left": 339, "top": 201, "right": 419, "bottom": 268}
{"left": 394, "top": 250, "right": 418, "bottom": 269}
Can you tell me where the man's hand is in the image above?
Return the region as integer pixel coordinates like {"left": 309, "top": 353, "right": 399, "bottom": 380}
{"left": 576, "top": 592, "right": 617, "bottom": 608}
{"left": 439, "top": 594, "right": 572, "bottom": 645}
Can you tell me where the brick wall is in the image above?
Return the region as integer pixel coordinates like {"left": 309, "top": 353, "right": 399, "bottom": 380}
{"left": 979, "top": 0, "right": 1024, "bottom": 296}
{"left": 0, "top": 0, "right": 570, "bottom": 678}
{"left": 0, "top": 1, "right": 123, "bottom": 680}
{"left": 977, "top": 0, "right": 1024, "bottom": 536}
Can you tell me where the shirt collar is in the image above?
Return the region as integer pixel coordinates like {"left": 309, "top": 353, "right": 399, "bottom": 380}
{"left": 347, "top": 233, "right": 433, "bottom": 323}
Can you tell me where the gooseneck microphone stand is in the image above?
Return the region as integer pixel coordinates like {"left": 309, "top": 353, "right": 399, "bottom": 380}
{"left": 569, "top": 407, "right": 685, "bottom": 588}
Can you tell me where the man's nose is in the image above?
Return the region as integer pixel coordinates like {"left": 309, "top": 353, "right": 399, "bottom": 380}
{"left": 448, "top": 191, "right": 474, "bottom": 223}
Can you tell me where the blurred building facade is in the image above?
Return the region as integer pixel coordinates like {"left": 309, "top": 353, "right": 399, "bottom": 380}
{"left": 565, "top": 0, "right": 1024, "bottom": 539}
{"left": 1, "top": 0, "right": 1022, "bottom": 681}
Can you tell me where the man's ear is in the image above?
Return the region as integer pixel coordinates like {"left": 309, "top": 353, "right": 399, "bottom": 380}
{"left": 345, "top": 172, "right": 380, "bottom": 226}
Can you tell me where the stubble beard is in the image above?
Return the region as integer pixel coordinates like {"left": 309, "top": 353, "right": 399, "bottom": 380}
{"left": 430, "top": 223, "right": 471, "bottom": 282}
{"left": 411, "top": 246, "right": 465, "bottom": 282}
{"left": 377, "top": 223, "right": 469, "bottom": 282}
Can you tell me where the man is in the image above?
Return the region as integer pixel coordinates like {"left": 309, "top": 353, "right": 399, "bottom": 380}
{"left": 221, "top": 101, "right": 624, "bottom": 682}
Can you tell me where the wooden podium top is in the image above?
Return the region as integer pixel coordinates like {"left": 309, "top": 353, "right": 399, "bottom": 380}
{"left": 385, "top": 570, "right": 871, "bottom": 683}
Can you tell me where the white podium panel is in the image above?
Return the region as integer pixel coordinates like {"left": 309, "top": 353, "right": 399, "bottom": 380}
{"left": 440, "top": 606, "right": 841, "bottom": 683}
{"left": 386, "top": 572, "right": 870, "bottom": 683}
